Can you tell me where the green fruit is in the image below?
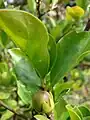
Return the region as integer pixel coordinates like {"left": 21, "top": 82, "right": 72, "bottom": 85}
{"left": 0, "top": 72, "right": 11, "bottom": 86}
{"left": 32, "top": 90, "right": 54, "bottom": 114}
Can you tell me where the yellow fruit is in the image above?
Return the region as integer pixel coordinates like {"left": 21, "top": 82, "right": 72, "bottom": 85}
{"left": 66, "top": 6, "right": 84, "bottom": 21}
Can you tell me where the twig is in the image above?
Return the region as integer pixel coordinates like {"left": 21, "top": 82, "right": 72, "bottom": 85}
{"left": 39, "top": 5, "right": 57, "bottom": 18}
{"left": 84, "top": 19, "right": 90, "bottom": 31}
{"left": 36, "top": 0, "right": 42, "bottom": 18}
{"left": 36, "top": 0, "right": 58, "bottom": 19}
{"left": 13, "top": 114, "right": 17, "bottom": 120}
{"left": 0, "top": 100, "right": 27, "bottom": 120}
{"left": 39, "top": 9, "right": 51, "bottom": 18}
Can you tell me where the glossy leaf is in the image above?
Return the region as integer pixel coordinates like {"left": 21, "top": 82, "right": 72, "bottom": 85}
{"left": 9, "top": 48, "right": 41, "bottom": 86}
{"left": 66, "top": 105, "right": 82, "bottom": 120}
{"left": 55, "top": 98, "right": 67, "bottom": 120}
{"left": 48, "top": 35, "right": 57, "bottom": 70}
{"left": 34, "top": 115, "right": 49, "bottom": 120}
{"left": 78, "top": 106, "right": 90, "bottom": 117}
{"left": 0, "top": 9, "right": 49, "bottom": 78}
{"left": 9, "top": 49, "right": 40, "bottom": 103}
{"left": 73, "top": 107, "right": 83, "bottom": 119}
{"left": 50, "top": 31, "right": 90, "bottom": 86}
{"left": 60, "top": 112, "right": 70, "bottom": 120}
{"left": 54, "top": 81, "right": 73, "bottom": 101}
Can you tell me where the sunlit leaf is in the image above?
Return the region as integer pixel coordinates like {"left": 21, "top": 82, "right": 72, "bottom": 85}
{"left": 0, "top": 9, "right": 50, "bottom": 78}
{"left": 51, "top": 31, "right": 90, "bottom": 86}
{"left": 66, "top": 105, "right": 82, "bottom": 120}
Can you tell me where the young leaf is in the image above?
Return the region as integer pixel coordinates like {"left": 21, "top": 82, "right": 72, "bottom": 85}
{"left": 48, "top": 35, "right": 57, "bottom": 70}
{"left": 0, "top": 91, "right": 10, "bottom": 100}
{"left": 55, "top": 98, "right": 67, "bottom": 120}
{"left": 78, "top": 106, "right": 90, "bottom": 117}
{"left": 27, "top": 0, "right": 36, "bottom": 12}
{"left": 50, "top": 31, "right": 90, "bottom": 86}
{"left": 0, "top": 9, "right": 50, "bottom": 78}
{"left": 54, "top": 81, "right": 73, "bottom": 101}
{"left": 66, "top": 105, "right": 82, "bottom": 120}
{"left": 1, "top": 110, "right": 13, "bottom": 120}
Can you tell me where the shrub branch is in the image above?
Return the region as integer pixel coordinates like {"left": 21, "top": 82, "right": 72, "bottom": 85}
{"left": 0, "top": 100, "right": 27, "bottom": 120}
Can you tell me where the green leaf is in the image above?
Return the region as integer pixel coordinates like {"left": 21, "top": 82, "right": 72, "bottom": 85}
{"left": 0, "top": 91, "right": 10, "bottom": 100}
{"left": 34, "top": 115, "right": 49, "bottom": 120}
{"left": 66, "top": 105, "right": 82, "bottom": 120}
{"left": 1, "top": 99, "right": 17, "bottom": 120}
{"left": 73, "top": 107, "right": 83, "bottom": 119}
{"left": 9, "top": 48, "right": 41, "bottom": 87}
{"left": 1, "top": 110, "right": 13, "bottom": 120}
{"left": 78, "top": 106, "right": 90, "bottom": 117}
{"left": 55, "top": 98, "right": 67, "bottom": 120}
{"left": 50, "top": 20, "right": 66, "bottom": 42}
{"left": 5, "top": 99, "right": 17, "bottom": 108}
{"left": 0, "top": 31, "right": 9, "bottom": 47}
{"left": 0, "top": 9, "right": 49, "bottom": 78}
{"left": 0, "top": 87, "right": 14, "bottom": 100}
{"left": 9, "top": 49, "right": 40, "bottom": 103}
{"left": 60, "top": 112, "right": 70, "bottom": 120}
{"left": 27, "top": 0, "right": 36, "bottom": 12}
{"left": 48, "top": 35, "right": 57, "bottom": 70}
{"left": 54, "top": 81, "right": 73, "bottom": 101}
{"left": 17, "top": 81, "right": 32, "bottom": 104}
{"left": 50, "top": 31, "right": 90, "bottom": 86}
{"left": 76, "top": 0, "right": 88, "bottom": 10}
